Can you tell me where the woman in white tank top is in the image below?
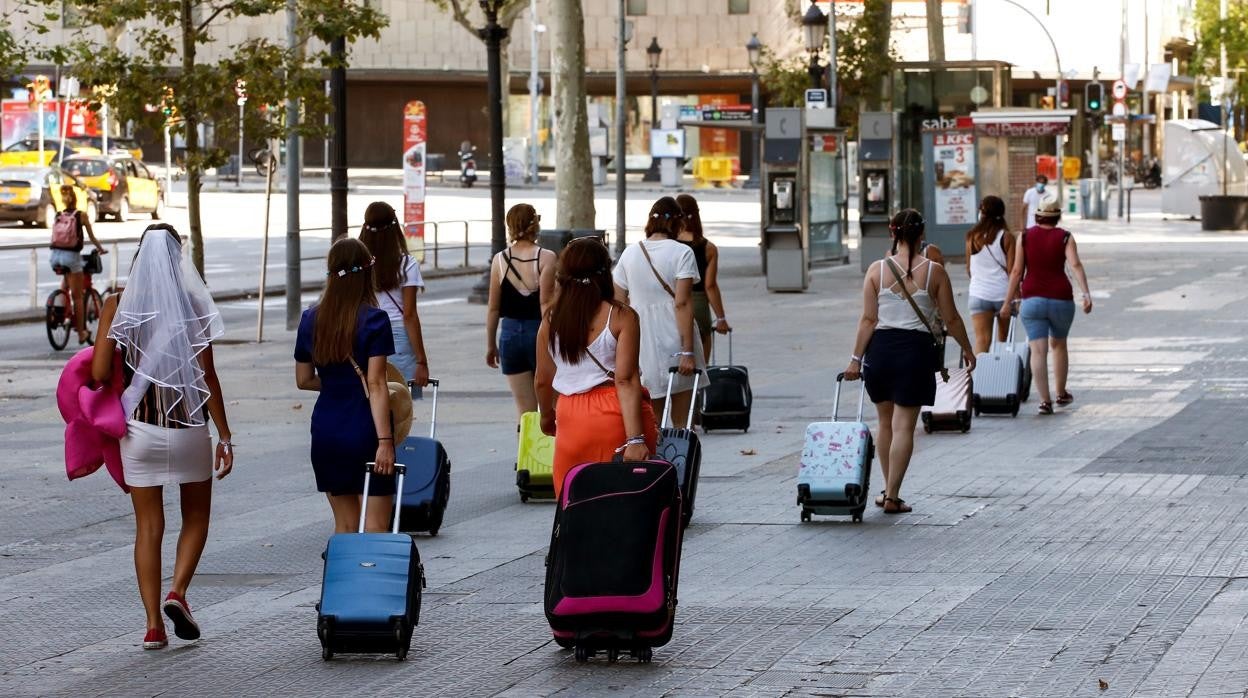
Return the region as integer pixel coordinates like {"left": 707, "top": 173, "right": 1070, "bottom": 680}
{"left": 843, "top": 210, "right": 975, "bottom": 515}
{"left": 964, "top": 195, "right": 1016, "bottom": 354}
{"left": 535, "top": 238, "right": 658, "bottom": 499}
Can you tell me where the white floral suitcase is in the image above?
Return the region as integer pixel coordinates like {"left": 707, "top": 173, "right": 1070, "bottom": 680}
{"left": 796, "top": 374, "right": 874, "bottom": 523}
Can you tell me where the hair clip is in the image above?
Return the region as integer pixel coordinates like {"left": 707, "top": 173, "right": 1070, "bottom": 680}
{"left": 329, "top": 257, "right": 376, "bottom": 277}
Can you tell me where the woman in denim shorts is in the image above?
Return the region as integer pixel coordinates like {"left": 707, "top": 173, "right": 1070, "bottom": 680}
{"left": 964, "top": 195, "right": 1015, "bottom": 354}
{"left": 1001, "top": 197, "right": 1093, "bottom": 415}
{"left": 49, "top": 185, "right": 105, "bottom": 345}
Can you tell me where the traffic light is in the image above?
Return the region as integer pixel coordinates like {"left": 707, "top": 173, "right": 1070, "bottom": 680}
{"left": 160, "top": 86, "right": 176, "bottom": 118}
{"left": 1085, "top": 82, "right": 1104, "bottom": 113}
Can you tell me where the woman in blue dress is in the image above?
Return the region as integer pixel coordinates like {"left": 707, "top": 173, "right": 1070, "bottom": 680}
{"left": 295, "top": 238, "right": 398, "bottom": 533}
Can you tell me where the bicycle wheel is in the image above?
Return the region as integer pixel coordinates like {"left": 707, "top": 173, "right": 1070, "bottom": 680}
{"left": 83, "top": 288, "right": 104, "bottom": 346}
{"left": 45, "top": 289, "right": 70, "bottom": 351}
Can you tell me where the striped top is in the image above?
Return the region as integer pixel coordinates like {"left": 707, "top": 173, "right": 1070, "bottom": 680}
{"left": 121, "top": 348, "right": 198, "bottom": 428}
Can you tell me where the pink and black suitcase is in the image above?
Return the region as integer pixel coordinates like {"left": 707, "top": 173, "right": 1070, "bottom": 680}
{"left": 544, "top": 459, "right": 683, "bottom": 663}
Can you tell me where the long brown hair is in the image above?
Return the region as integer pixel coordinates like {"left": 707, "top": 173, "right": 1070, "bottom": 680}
{"left": 312, "top": 238, "right": 377, "bottom": 365}
{"left": 889, "top": 208, "right": 926, "bottom": 278}
{"left": 506, "top": 203, "right": 539, "bottom": 243}
{"left": 644, "top": 196, "right": 683, "bottom": 238}
{"left": 548, "top": 238, "right": 617, "bottom": 363}
{"left": 967, "top": 195, "right": 1007, "bottom": 255}
{"left": 59, "top": 184, "right": 77, "bottom": 210}
{"left": 359, "top": 201, "right": 408, "bottom": 292}
{"left": 675, "top": 194, "right": 703, "bottom": 241}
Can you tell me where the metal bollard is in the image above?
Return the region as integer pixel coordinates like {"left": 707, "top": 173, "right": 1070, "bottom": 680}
{"left": 463, "top": 221, "right": 470, "bottom": 268}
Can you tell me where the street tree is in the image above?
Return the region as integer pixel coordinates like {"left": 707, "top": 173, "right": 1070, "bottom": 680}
{"left": 551, "top": 0, "right": 594, "bottom": 228}
{"left": 1193, "top": 0, "right": 1248, "bottom": 137}
{"left": 430, "top": 0, "right": 528, "bottom": 136}
{"left": 34, "top": 0, "right": 386, "bottom": 277}
{"left": 924, "top": 0, "right": 944, "bottom": 62}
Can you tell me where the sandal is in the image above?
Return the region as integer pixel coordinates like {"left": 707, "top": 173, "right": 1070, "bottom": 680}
{"left": 874, "top": 490, "right": 886, "bottom": 508}
{"left": 1038, "top": 401, "right": 1054, "bottom": 415}
{"left": 1056, "top": 391, "right": 1074, "bottom": 406}
{"left": 883, "top": 497, "right": 912, "bottom": 514}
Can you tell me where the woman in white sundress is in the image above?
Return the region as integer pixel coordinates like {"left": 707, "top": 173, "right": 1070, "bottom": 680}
{"left": 613, "top": 196, "right": 704, "bottom": 428}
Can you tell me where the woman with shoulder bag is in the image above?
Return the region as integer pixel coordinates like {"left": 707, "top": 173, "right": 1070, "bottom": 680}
{"left": 359, "top": 201, "right": 431, "bottom": 388}
{"left": 50, "top": 184, "right": 106, "bottom": 345}
{"left": 965, "top": 195, "right": 1016, "bottom": 354}
{"left": 294, "top": 238, "right": 399, "bottom": 534}
{"left": 675, "top": 194, "right": 731, "bottom": 363}
{"left": 844, "top": 209, "right": 975, "bottom": 515}
{"left": 535, "top": 238, "right": 657, "bottom": 498}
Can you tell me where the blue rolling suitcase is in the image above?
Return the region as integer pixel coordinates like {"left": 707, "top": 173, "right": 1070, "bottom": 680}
{"left": 318, "top": 464, "right": 426, "bottom": 661}
{"left": 397, "top": 379, "right": 451, "bottom": 535}
{"left": 796, "top": 373, "right": 874, "bottom": 523}
{"left": 657, "top": 368, "right": 702, "bottom": 528}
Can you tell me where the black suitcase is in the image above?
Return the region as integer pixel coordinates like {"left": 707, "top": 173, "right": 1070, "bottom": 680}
{"left": 396, "top": 379, "right": 451, "bottom": 535}
{"left": 700, "top": 331, "right": 751, "bottom": 432}
{"left": 657, "top": 368, "right": 702, "bottom": 528}
{"left": 544, "top": 458, "right": 683, "bottom": 663}
{"left": 318, "top": 464, "right": 426, "bottom": 661}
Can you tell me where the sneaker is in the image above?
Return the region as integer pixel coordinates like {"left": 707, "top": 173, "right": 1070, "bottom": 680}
{"left": 143, "top": 627, "right": 168, "bottom": 650}
{"left": 162, "top": 591, "right": 201, "bottom": 641}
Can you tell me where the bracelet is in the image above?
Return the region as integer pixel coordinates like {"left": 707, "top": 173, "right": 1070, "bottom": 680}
{"left": 614, "top": 436, "right": 648, "bottom": 453}
{"left": 377, "top": 437, "right": 394, "bottom": 442}
{"left": 219, "top": 440, "right": 233, "bottom": 452}
{"left": 850, "top": 355, "right": 862, "bottom": 364}
{"left": 672, "top": 351, "right": 694, "bottom": 357}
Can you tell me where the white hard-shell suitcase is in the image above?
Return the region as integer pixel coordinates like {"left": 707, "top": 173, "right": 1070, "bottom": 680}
{"left": 995, "top": 314, "right": 1031, "bottom": 401}
{"left": 973, "top": 319, "right": 1023, "bottom": 416}
{"left": 796, "top": 373, "right": 873, "bottom": 523}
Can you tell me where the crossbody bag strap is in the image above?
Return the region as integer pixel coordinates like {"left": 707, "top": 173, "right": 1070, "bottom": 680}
{"left": 884, "top": 258, "right": 938, "bottom": 338}
{"left": 988, "top": 231, "right": 1008, "bottom": 272}
{"left": 638, "top": 242, "right": 676, "bottom": 299}
{"left": 347, "top": 356, "right": 371, "bottom": 399}
{"left": 501, "top": 251, "right": 535, "bottom": 294}
{"left": 585, "top": 349, "right": 615, "bottom": 380}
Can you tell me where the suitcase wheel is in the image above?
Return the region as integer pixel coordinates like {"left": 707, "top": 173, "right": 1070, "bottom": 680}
{"left": 322, "top": 647, "right": 334, "bottom": 661}
{"left": 800, "top": 508, "right": 812, "bottom": 523}
{"left": 852, "top": 506, "right": 865, "bottom": 523}
{"left": 634, "top": 647, "right": 653, "bottom": 663}
{"left": 607, "top": 648, "right": 620, "bottom": 663}
{"left": 520, "top": 492, "right": 529, "bottom": 503}
{"left": 574, "top": 645, "right": 592, "bottom": 663}
{"left": 428, "top": 527, "right": 439, "bottom": 537}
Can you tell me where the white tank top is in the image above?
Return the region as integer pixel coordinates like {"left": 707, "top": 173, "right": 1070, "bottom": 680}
{"left": 967, "top": 229, "right": 1009, "bottom": 302}
{"left": 551, "top": 306, "right": 618, "bottom": 395}
{"left": 876, "top": 257, "right": 938, "bottom": 333}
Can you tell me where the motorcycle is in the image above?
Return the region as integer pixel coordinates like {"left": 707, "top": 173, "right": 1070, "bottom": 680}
{"left": 458, "top": 140, "right": 477, "bottom": 188}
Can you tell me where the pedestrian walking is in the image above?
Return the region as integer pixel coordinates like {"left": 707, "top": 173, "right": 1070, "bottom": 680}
{"left": 964, "top": 195, "right": 1016, "bottom": 354}
{"left": 844, "top": 210, "right": 974, "bottom": 515}
{"left": 294, "top": 238, "right": 399, "bottom": 534}
{"left": 1022, "top": 175, "right": 1048, "bottom": 229}
{"left": 358, "top": 202, "right": 430, "bottom": 387}
{"left": 675, "top": 194, "right": 731, "bottom": 363}
{"left": 1000, "top": 197, "right": 1093, "bottom": 415}
{"left": 89, "top": 223, "right": 233, "bottom": 650}
{"left": 613, "top": 196, "right": 703, "bottom": 428}
{"left": 486, "top": 203, "right": 556, "bottom": 418}
{"left": 49, "top": 185, "right": 105, "bottom": 345}
{"left": 534, "top": 238, "right": 657, "bottom": 498}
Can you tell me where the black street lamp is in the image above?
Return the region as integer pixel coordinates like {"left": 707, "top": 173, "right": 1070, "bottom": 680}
{"left": 642, "top": 37, "right": 663, "bottom": 183}
{"left": 744, "top": 33, "right": 763, "bottom": 190}
{"left": 468, "top": 0, "right": 510, "bottom": 304}
{"left": 329, "top": 36, "right": 348, "bottom": 241}
{"left": 802, "top": 0, "right": 828, "bottom": 90}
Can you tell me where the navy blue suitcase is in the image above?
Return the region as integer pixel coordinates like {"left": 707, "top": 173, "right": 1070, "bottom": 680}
{"left": 318, "top": 464, "right": 426, "bottom": 661}
{"left": 657, "top": 368, "right": 702, "bottom": 528}
{"left": 397, "top": 379, "right": 451, "bottom": 535}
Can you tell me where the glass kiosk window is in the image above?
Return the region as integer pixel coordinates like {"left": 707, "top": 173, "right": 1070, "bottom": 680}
{"left": 864, "top": 172, "right": 889, "bottom": 216}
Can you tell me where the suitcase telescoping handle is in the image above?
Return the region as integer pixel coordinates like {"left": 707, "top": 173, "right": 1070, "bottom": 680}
{"left": 832, "top": 372, "right": 867, "bottom": 423}
{"left": 992, "top": 305, "right": 1019, "bottom": 352}
{"left": 662, "top": 366, "right": 702, "bottom": 429}
{"left": 409, "top": 378, "right": 440, "bottom": 439}
{"left": 711, "top": 329, "right": 733, "bottom": 366}
{"left": 360, "top": 463, "right": 408, "bottom": 534}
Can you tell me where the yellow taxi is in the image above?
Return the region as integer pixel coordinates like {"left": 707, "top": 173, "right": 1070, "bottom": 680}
{"left": 0, "top": 137, "right": 101, "bottom": 167}
{"left": 62, "top": 155, "right": 163, "bottom": 221}
{"left": 0, "top": 166, "right": 98, "bottom": 227}
{"left": 83, "top": 136, "right": 144, "bottom": 161}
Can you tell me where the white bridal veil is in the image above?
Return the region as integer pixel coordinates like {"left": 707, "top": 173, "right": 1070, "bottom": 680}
{"left": 109, "top": 225, "right": 224, "bottom": 426}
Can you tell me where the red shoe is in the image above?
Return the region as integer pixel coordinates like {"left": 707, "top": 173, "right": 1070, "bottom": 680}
{"left": 143, "top": 627, "right": 168, "bottom": 650}
{"left": 162, "top": 591, "right": 201, "bottom": 641}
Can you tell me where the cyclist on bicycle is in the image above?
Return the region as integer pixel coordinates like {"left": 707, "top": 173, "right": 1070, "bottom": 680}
{"left": 49, "top": 184, "right": 105, "bottom": 345}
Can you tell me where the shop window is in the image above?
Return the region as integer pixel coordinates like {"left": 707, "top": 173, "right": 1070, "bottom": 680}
{"left": 626, "top": 0, "right": 647, "bottom": 16}
{"left": 728, "top": 0, "right": 750, "bottom": 14}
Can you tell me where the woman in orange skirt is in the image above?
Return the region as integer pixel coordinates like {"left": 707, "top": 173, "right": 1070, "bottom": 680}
{"left": 535, "top": 238, "right": 657, "bottom": 498}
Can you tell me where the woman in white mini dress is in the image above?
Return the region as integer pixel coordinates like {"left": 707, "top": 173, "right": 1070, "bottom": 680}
{"left": 613, "top": 196, "right": 704, "bottom": 427}
{"left": 92, "top": 224, "right": 234, "bottom": 651}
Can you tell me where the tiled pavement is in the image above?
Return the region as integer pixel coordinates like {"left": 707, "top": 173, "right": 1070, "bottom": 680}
{"left": 2, "top": 205, "right": 1248, "bottom": 697}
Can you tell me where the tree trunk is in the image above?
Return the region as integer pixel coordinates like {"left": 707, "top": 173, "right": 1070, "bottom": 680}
{"left": 925, "top": 0, "right": 945, "bottom": 62}
{"left": 551, "top": 0, "right": 594, "bottom": 229}
{"left": 181, "top": 0, "right": 205, "bottom": 276}
{"left": 863, "top": 0, "right": 893, "bottom": 111}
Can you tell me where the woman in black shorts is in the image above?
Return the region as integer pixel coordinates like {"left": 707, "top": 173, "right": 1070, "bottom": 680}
{"left": 486, "top": 204, "right": 556, "bottom": 419}
{"left": 844, "top": 209, "right": 974, "bottom": 514}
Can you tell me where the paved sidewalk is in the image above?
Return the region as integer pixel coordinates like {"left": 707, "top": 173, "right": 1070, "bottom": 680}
{"left": 2, "top": 207, "right": 1248, "bottom": 697}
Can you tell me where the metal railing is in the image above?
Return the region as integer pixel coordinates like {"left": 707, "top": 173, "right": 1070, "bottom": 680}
{"left": 1, "top": 236, "right": 141, "bottom": 309}
{"left": 294, "top": 219, "right": 494, "bottom": 270}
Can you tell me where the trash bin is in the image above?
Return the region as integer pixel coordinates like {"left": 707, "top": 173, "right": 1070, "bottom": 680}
{"left": 1079, "top": 178, "right": 1107, "bottom": 220}
{"left": 538, "top": 228, "right": 608, "bottom": 255}
{"left": 763, "top": 226, "right": 808, "bottom": 292}
{"left": 1199, "top": 195, "right": 1248, "bottom": 231}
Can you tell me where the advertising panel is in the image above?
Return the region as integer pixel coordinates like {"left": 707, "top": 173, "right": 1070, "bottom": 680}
{"left": 402, "top": 100, "right": 427, "bottom": 259}
{"left": 931, "top": 131, "right": 976, "bottom": 226}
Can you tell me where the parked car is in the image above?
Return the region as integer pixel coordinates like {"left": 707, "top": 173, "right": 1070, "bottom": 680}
{"left": 0, "top": 137, "right": 101, "bottom": 167}
{"left": 62, "top": 155, "right": 162, "bottom": 221}
{"left": 0, "top": 166, "right": 98, "bottom": 227}
{"left": 81, "top": 136, "right": 144, "bottom": 161}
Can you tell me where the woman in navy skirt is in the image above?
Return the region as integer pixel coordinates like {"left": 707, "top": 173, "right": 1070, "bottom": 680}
{"left": 844, "top": 210, "right": 974, "bottom": 514}
{"left": 295, "top": 238, "right": 398, "bottom": 533}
